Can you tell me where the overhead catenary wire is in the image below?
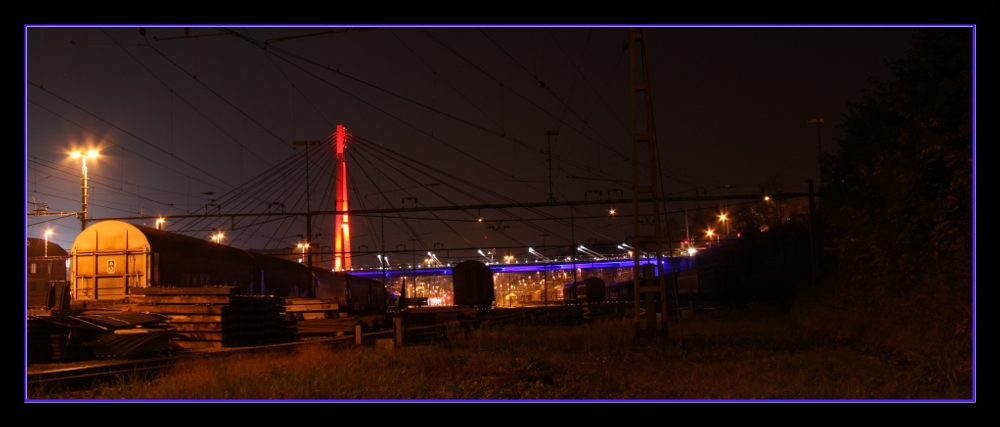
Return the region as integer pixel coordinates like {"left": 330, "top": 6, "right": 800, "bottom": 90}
{"left": 141, "top": 39, "right": 295, "bottom": 154}
{"left": 27, "top": 98, "right": 231, "bottom": 195}
{"left": 222, "top": 28, "right": 630, "bottom": 188}
{"left": 419, "top": 29, "right": 629, "bottom": 168}
{"left": 100, "top": 29, "right": 277, "bottom": 169}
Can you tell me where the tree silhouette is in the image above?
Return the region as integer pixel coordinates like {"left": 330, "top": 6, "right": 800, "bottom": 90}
{"left": 824, "top": 28, "right": 972, "bottom": 287}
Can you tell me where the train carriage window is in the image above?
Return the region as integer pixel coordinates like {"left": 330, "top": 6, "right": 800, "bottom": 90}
{"left": 31, "top": 263, "right": 36, "bottom": 274}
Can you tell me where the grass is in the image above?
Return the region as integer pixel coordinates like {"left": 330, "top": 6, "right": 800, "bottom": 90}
{"left": 29, "top": 305, "right": 972, "bottom": 400}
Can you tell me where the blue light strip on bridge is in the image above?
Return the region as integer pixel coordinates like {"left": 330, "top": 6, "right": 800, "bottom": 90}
{"left": 346, "top": 257, "right": 693, "bottom": 279}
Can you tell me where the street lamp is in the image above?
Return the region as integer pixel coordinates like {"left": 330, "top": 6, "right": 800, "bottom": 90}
{"left": 70, "top": 150, "right": 98, "bottom": 231}
{"left": 211, "top": 232, "right": 225, "bottom": 244}
{"left": 44, "top": 230, "right": 53, "bottom": 257}
{"left": 719, "top": 213, "right": 729, "bottom": 236}
{"left": 297, "top": 243, "right": 310, "bottom": 263}
{"left": 528, "top": 247, "right": 549, "bottom": 262}
{"left": 706, "top": 230, "right": 715, "bottom": 248}
{"left": 156, "top": 218, "right": 165, "bottom": 230}
{"left": 428, "top": 252, "right": 443, "bottom": 266}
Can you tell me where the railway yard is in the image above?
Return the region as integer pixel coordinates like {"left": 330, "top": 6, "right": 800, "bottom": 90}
{"left": 27, "top": 303, "right": 637, "bottom": 392}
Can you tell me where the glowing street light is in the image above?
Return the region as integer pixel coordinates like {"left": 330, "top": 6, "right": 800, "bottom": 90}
{"left": 70, "top": 149, "right": 98, "bottom": 231}
{"left": 719, "top": 213, "right": 730, "bottom": 236}
{"left": 44, "top": 229, "right": 53, "bottom": 257}
{"left": 211, "top": 232, "right": 225, "bottom": 244}
{"left": 528, "top": 247, "right": 549, "bottom": 262}
{"left": 428, "top": 252, "right": 443, "bottom": 266}
{"left": 578, "top": 245, "right": 603, "bottom": 259}
{"left": 620, "top": 243, "right": 649, "bottom": 258}
{"left": 156, "top": 218, "right": 166, "bottom": 230}
{"left": 297, "top": 243, "right": 310, "bottom": 263}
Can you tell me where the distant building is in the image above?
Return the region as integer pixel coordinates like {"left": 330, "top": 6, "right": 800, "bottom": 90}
{"left": 27, "top": 238, "right": 70, "bottom": 309}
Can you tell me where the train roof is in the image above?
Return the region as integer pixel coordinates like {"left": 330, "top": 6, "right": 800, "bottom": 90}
{"left": 70, "top": 220, "right": 254, "bottom": 264}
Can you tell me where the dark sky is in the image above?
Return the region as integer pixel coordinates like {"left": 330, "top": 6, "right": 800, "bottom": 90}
{"left": 24, "top": 26, "right": 926, "bottom": 264}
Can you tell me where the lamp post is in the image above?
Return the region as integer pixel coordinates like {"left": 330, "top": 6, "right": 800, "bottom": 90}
{"left": 719, "top": 213, "right": 729, "bottom": 237}
{"left": 70, "top": 150, "right": 98, "bottom": 231}
{"left": 44, "top": 230, "right": 53, "bottom": 257}
{"left": 706, "top": 230, "right": 715, "bottom": 249}
{"left": 156, "top": 218, "right": 165, "bottom": 230}
{"left": 297, "top": 243, "right": 310, "bottom": 263}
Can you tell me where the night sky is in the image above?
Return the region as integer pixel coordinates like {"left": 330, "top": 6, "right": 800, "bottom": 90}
{"left": 25, "top": 26, "right": 922, "bottom": 265}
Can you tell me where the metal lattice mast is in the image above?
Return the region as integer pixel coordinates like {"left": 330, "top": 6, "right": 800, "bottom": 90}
{"left": 630, "top": 28, "right": 669, "bottom": 340}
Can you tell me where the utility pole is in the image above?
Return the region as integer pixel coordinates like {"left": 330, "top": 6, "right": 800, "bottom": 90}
{"left": 629, "top": 28, "right": 673, "bottom": 342}
{"left": 408, "top": 238, "right": 419, "bottom": 299}
{"left": 685, "top": 210, "right": 690, "bottom": 247}
{"left": 540, "top": 233, "right": 549, "bottom": 306}
{"left": 292, "top": 138, "right": 320, "bottom": 269}
{"left": 545, "top": 130, "right": 559, "bottom": 203}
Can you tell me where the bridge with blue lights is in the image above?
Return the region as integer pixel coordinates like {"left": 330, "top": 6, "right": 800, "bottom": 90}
{"left": 348, "top": 256, "right": 696, "bottom": 280}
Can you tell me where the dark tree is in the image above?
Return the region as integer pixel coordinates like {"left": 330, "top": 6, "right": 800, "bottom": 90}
{"left": 824, "top": 28, "right": 972, "bottom": 286}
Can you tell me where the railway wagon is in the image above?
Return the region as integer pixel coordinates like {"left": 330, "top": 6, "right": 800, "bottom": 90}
{"left": 69, "top": 221, "right": 257, "bottom": 301}
{"left": 68, "top": 220, "right": 374, "bottom": 302}
{"left": 452, "top": 260, "right": 495, "bottom": 308}
{"left": 311, "top": 267, "right": 389, "bottom": 313}
{"left": 605, "top": 280, "right": 635, "bottom": 302}
{"left": 564, "top": 277, "right": 606, "bottom": 304}
{"left": 571, "top": 277, "right": 606, "bottom": 303}
{"left": 245, "top": 251, "right": 312, "bottom": 298}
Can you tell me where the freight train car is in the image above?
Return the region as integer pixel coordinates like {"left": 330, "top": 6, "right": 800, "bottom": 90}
{"left": 69, "top": 221, "right": 257, "bottom": 300}
{"left": 605, "top": 280, "right": 635, "bottom": 302}
{"left": 312, "top": 268, "right": 389, "bottom": 313}
{"left": 572, "top": 277, "right": 606, "bottom": 304}
{"left": 452, "top": 260, "right": 495, "bottom": 309}
{"left": 68, "top": 221, "right": 388, "bottom": 313}
{"left": 562, "top": 277, "right": 606, "bottom": 304}
{"left": 245, "top": 251, "right": 313, "bottom": 298}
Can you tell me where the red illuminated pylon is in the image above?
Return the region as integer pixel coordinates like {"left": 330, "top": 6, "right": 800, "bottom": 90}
{"left": 333, "top": 125, "right": 351, "bottom": 271}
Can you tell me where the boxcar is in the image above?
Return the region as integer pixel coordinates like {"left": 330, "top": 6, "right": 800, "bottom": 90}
{"left": 69, "top": 221, "right": 256, "bottom": 300}
{"left": 566, "top": 277, "right": 606, "bottom": 304}
{"left": 452, "top": 260, "right": 495, "bottom": 308}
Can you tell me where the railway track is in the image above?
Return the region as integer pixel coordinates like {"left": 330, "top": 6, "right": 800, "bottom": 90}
{"left": 27, "top": 302, "right": 765, "bottom": 394}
